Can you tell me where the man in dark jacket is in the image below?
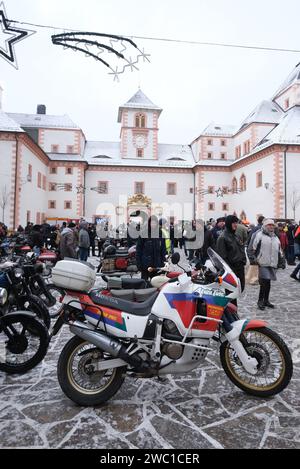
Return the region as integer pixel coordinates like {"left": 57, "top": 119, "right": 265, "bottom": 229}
{"left": 216, "top": 215, "right": 247, "bottom": 292}
{"left": 136, "top": 215, "right": 167, "bottom": 281}
{"left": 59, "top": 222, "right": 77, "bottom": 259}
{"left": 28, "top": 225, "right": 44, "bottom": 255}
{"left": 211, "top": 217, "right": 225, "bottom": 242}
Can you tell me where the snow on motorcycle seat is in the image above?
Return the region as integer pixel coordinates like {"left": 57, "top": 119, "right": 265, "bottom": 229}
{"left": 89, "top": 289, "right": 159, "bottom": 316}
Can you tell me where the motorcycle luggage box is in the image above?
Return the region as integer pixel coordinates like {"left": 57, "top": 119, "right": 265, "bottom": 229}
{"left": 52, "top": 259, "right": 96, "bottom": 291}
{"left": 106, "top": 277, "right": 122, "bottom": 289}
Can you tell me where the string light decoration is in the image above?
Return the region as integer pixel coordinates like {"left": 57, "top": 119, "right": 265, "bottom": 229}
{"left": 51, "top": 32, "right": 151, "bottom": 81}
{"left": 0, "top": 2, "right": 35, "bottom": 69}
{"left": 194, "top": 186, "right": 242, "bottom": 197}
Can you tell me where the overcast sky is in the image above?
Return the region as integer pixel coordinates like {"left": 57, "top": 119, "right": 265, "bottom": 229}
{"left": 1, "top": 0, "right": 300, "bottom": 144}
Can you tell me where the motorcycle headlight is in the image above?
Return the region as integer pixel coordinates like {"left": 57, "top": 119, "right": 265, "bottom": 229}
{"left": 0, "top": 288, "right": 8, "bottom": 305}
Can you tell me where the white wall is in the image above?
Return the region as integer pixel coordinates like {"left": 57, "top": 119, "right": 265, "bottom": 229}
{"left": 0, "top": 139, "right": 14, "bottom": 227}
{"left": 41, "top": 129, "right": 78, "bottom": 153}
{"left": 285, "top": 151, "right": 300, "bottom": 221}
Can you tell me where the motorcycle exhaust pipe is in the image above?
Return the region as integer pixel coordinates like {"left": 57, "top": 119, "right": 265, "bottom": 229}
{"left": 69, "top": 322, "right": 148, "bottom": 370}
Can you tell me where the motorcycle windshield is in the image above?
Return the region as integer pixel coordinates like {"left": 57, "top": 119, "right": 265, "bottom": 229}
{"left": 207, "top": 247, "right": 233, "bottom": 275}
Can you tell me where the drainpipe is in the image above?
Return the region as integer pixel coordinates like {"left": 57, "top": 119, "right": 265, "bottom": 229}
{"left": 193, "top": 169, "right": 196, "bottom": 220}
{"left": 284, "top": 146, "right": 288, "bottom": 219}
{"left": 14, "top": 135, "right": 19, "bottom": 231}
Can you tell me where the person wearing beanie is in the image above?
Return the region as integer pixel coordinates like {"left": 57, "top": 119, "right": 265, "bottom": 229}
{"left": 136, "top": 215, "right": 167, "bottom": 281}
{"left": 248, "top": 218, "right": 283, "bottom": 310}
{"left": 216, "top": 215, "right": 247, "bottom": 294}
{"left": 211, "top": 217, "right": 226, "bottom": 242}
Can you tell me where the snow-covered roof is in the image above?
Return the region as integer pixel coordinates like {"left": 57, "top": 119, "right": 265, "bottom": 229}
{"left": 239, "top": 100, "right": 283, "bottom": 130}
{"left": 7, "top": 113, "right": 80, "bottom": 129}
{"left": 273, "top": 62, "right": 300, "bottom": 98}
{"left": 118, "top": 89, "right": 162, "bottom": 122}
{"left": 0, "top": 111, "right": 24, "bottom": 132}
{"left": 255, "top": 106, "right": 300, "bottom": 146}
{"left": 84, "top": 141, "right": 194, "bottom": 168}
{"left": 47, "top": 153, "right": 84, "bottom": 161}
{"left": 198, "top": 122, "right": 237, "bottom": 138}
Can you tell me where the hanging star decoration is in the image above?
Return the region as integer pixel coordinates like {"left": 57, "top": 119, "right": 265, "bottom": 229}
{"left": 0, "top": 2, "right": 35, "bottom": 69}
{"left": 51, "top": 31, "right": 151, "bottom": 81}
{"left": 215, "top": 187, "right": 224, "bottom": 198}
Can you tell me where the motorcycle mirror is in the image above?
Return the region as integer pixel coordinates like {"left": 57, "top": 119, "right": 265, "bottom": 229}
{"left": 171, "top": 252, "right": 180, "bottom": 265}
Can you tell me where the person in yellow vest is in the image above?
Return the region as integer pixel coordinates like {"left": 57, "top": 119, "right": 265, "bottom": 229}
{"left": 159, "top": 219, "right": 171, "bottom": 255}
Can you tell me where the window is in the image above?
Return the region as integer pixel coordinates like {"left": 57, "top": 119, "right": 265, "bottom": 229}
{"left": 285, "top": 98, "right": 289, "bottom": 109}
{"left": 207, "top": 139, "right": 213, "bottom": 145}
{"left": 135, "top": 113, "right": 146, "bottom": 128}
{"left": 222, "top": 203, "right": 229, "bottom": 211}
{"left": 232, "top": 177, "right": 238, "bottom": 193}
{"left": 36, "top": 212, "right": 41, "bottom": 224}
{"left": 26, "top": 211, "right": 31, "bottom": 223}
{"left": 189, "top": 188, "right": 194, "bottom": 194}
{"left": 48, "top": 200, "right": 56, "bottom": 209}
{"left": 67, "top": 145, "right": 74, "bottom": 153}
{"left": 65, "top": 183, "right": 72, "bottom": 192}
{"left": 208, "top": 186, "right": 214, "bottom": 194}
{"left": 65, "top": 167, "right": 73, "bottom": 175}
{"left": 243, "top": 140, "right": 251, "bottom": 155}
{"left": 221, "top": 140, "right": 226, "bottom": 146}
{"left": 50, "top": 167, "right": 57, "bottom": 174}
{"left": 137, "top": 148, "right": 144, "bottom": 158}
{"left": 220, "top": 153, "right": 226, "bottom": 159}
{"left": 208, "top": 203, "right": 215, "bottom": 211}
{"left": 37, "top": 172, "right": 41, "bottom": 188}
{"left": 235, "top": 145, "right": 241, "bottom": 159}
{"left": 256, "top": 171, "right": 263, "bottom": 188}
{"left": 64, "top": 201, "right": 72, "bottom": 210}
{"left": 51, "top": 144, "right": 59, "bottom": 153}
{"left": 49, "top": 183, "right": 57, "bottom": 191}
{"left": 207, "top": 152, "right": 213, "bottom": 159}
{"left": 167, "top": 183, "right": 176, "bottom": 195}
{"left": 27, "top": 164, "right": 32, "bottom": 182}
{"left": 135, "top": 182, "right": 144, "bottom": 194}
{"left": 42, "top": 175, "right": 46, "bottom": 190}
{"left": 222, "top": 186, "right": 229, "bottom": 194}
{"left": 98, "top": 181, "right": 108, "bottom": 194}
{"left": 240, "top": 174, "right": 247, "bottom": 191}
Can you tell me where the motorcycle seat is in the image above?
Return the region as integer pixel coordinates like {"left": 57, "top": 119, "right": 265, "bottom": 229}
{"left": 89, "top": 289, "right": 159, "bottom": 316}
{"left": 110, "top": 287, "right": 157, "bottom": 303}
{"left": 121, "top": 277, "right": 147, "bottom": 289}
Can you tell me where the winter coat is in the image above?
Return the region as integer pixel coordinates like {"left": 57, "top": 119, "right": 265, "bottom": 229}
{"left": 79, "top": 229, "right": 90, "bottom": 249}
{"left": 279, "top": 231, "right": 288, "bottom": 250}
{"left": 28, "top": 230, "right": 44, "bottom": 248}
{"left": 250, "top": 229, "right": 281, "bottom": 268}
{"left": 59, "top": 228, "right": 77, "bottom": 259}
{"left": 235, "top": 224, "right": 248, "bottom": 246}
{"left": 216, "top": 228, "right": 246, "bottom": 268}
{"left": 136, "top": 232, "right": 167, "bottom": 271}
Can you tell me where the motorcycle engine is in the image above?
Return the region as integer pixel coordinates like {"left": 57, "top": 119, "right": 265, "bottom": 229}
{"left": 162, "top": 343, "right": 184, "bottom": 360}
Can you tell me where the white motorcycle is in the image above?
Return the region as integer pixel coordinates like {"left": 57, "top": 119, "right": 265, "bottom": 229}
{"left": 51, "top": 248, "right": 293, "bottom": 406}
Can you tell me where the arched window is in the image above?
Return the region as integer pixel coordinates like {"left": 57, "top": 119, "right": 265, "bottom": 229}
{"left": 240, "top": 210, "right": 246, "bottom": 221}
{"left": 240, "top": 174, "right": 247, "bottom": 191}
{"left": 135, "top": 113, "right": 146, "bottom": 128}
{"left": 232, "top": 177, "right": 238, "bottom": 193}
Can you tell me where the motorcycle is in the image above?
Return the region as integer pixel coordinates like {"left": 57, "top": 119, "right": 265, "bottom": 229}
{"left": 51, "top": 248, "right": 293, "bottom": 406}
{"left": 0, "top": 287, "right": 49, "bottom": 374}
{"left": 97, "top": 242, "right": 137, "bottom": 275}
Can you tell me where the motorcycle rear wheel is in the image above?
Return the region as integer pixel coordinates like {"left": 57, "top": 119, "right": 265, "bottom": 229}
{"left": 57, "top": 336, "right": 126, "bottom": 406}
{"left": 0, "top": 314, "right": 49, "bottom": 374}
{"left": 220, "top": 326, "right": 293, "bottom": 397}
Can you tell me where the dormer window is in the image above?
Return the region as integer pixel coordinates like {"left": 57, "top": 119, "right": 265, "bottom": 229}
{"left": 135, "top": 113, "right": 146, "bottom": 128}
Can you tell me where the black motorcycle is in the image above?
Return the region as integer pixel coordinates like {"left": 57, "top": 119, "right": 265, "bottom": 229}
{"left": 0, "top": 262, "right": 51, "bottom": 329}
{"left": 0, "top": 286, "right": 49, "bottom": 374}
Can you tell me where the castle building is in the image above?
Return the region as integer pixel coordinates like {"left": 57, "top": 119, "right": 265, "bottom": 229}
{"left": 1, "top": 63, "right": 300, "bottom": 229}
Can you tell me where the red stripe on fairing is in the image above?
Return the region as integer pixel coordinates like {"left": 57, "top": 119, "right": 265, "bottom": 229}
{"left": 223, "top": 273, "right": 237, "bottom": 287}
{"left": 244, "top": 320, "right": 267, "bottom": 330}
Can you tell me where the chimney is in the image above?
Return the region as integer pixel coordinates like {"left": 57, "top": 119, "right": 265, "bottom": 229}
{"left": 37, "top": 104, "right": 46, "bottom": 114}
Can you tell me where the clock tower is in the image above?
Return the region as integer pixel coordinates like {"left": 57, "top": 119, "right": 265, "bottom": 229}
{"left": 118, "top": 89, "right": 162, "bottom": 159}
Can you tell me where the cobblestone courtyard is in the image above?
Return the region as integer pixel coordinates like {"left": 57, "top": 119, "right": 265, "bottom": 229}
{"left": 0, "top": 260, "right": 299, "bottom": 449}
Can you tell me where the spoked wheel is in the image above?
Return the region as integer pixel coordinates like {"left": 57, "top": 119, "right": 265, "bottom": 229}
{"left": 57, "top": 336, "right": 126, "bottom": 406}
{"left": 220, "top": 327, "right": 293, "bottom": 397}
{"left": 39, "top": 285, "right": 65, "bottom": 318}
{"left": 0, "top": 314, "right": 49, "bottom": 373}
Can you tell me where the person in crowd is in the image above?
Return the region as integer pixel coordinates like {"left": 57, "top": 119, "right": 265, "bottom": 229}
{"left": 286, "top": 222, "right": 296, "bottom": 265}
{"left": 59, "top": 222, "right": 77, "bottom": 259}
{"left": 216, "top": 215, "right": 247, "bottom": 294}
{"left": 78, "top": 222, "right": 90, "bottom": 262}
{"left": 17, "top": 225, "right": 24, "bottom": 233}
{"left": 28, "top": 224, "right": 44, "bottom": 255}
{"left": 248, "top": 219, "right": 283, "bottom": 310}
{"left": 184, "top": 220, "right": 197, "bottom": 261}
{"left": 197, "top": 224, "right": 215, "bottom": 264}
{"left": 24, "top": 222, "right": 33, "bottom": 235}
{"left": 178, "top": 221, "right": 188, "bottom": 256}
{"left": 278, "top": 223, "right": 289, "bottom": 259}
{"left": 294, "top": 222, "right": 300, "bottom": 261}
{"left": 290, "top": 260, "right": 300, "bottom": 281}
{"left": 159, "top": 218, "right": 171, "bottom": 255}
{"left": 41, "top": 220, "right": 51, "bottom": 246}
{"left": 136, "top": 215, "right": 167, "bottom": 281}
{"left": 88, "top": 224, "right": 97, "bottom": 257}
{"left": 211, "top": 217, "right": 225, "bottom": 242}
{"left": 169, "top": 221, "right": 175, "bottom": 254}
{"left": 236, "top": 220, "right": 249, "bottom": 246}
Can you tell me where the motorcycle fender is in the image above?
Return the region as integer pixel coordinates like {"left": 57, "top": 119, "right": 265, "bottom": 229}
{"left": 1, "top": 310, "right": 37, "bottom": 320}
{"left": 243, "top": 320, "right": 267, "bottom": 331}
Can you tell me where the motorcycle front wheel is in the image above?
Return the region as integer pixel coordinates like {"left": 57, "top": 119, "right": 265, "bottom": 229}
{"left": 0, "top": 314, "right": 49, "bottom": 374}
{"left": 57, "top": 336, "right": 126, "bottom": 406}
{"left": 220, "top": 327, "right": 293, "bottom": 397}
